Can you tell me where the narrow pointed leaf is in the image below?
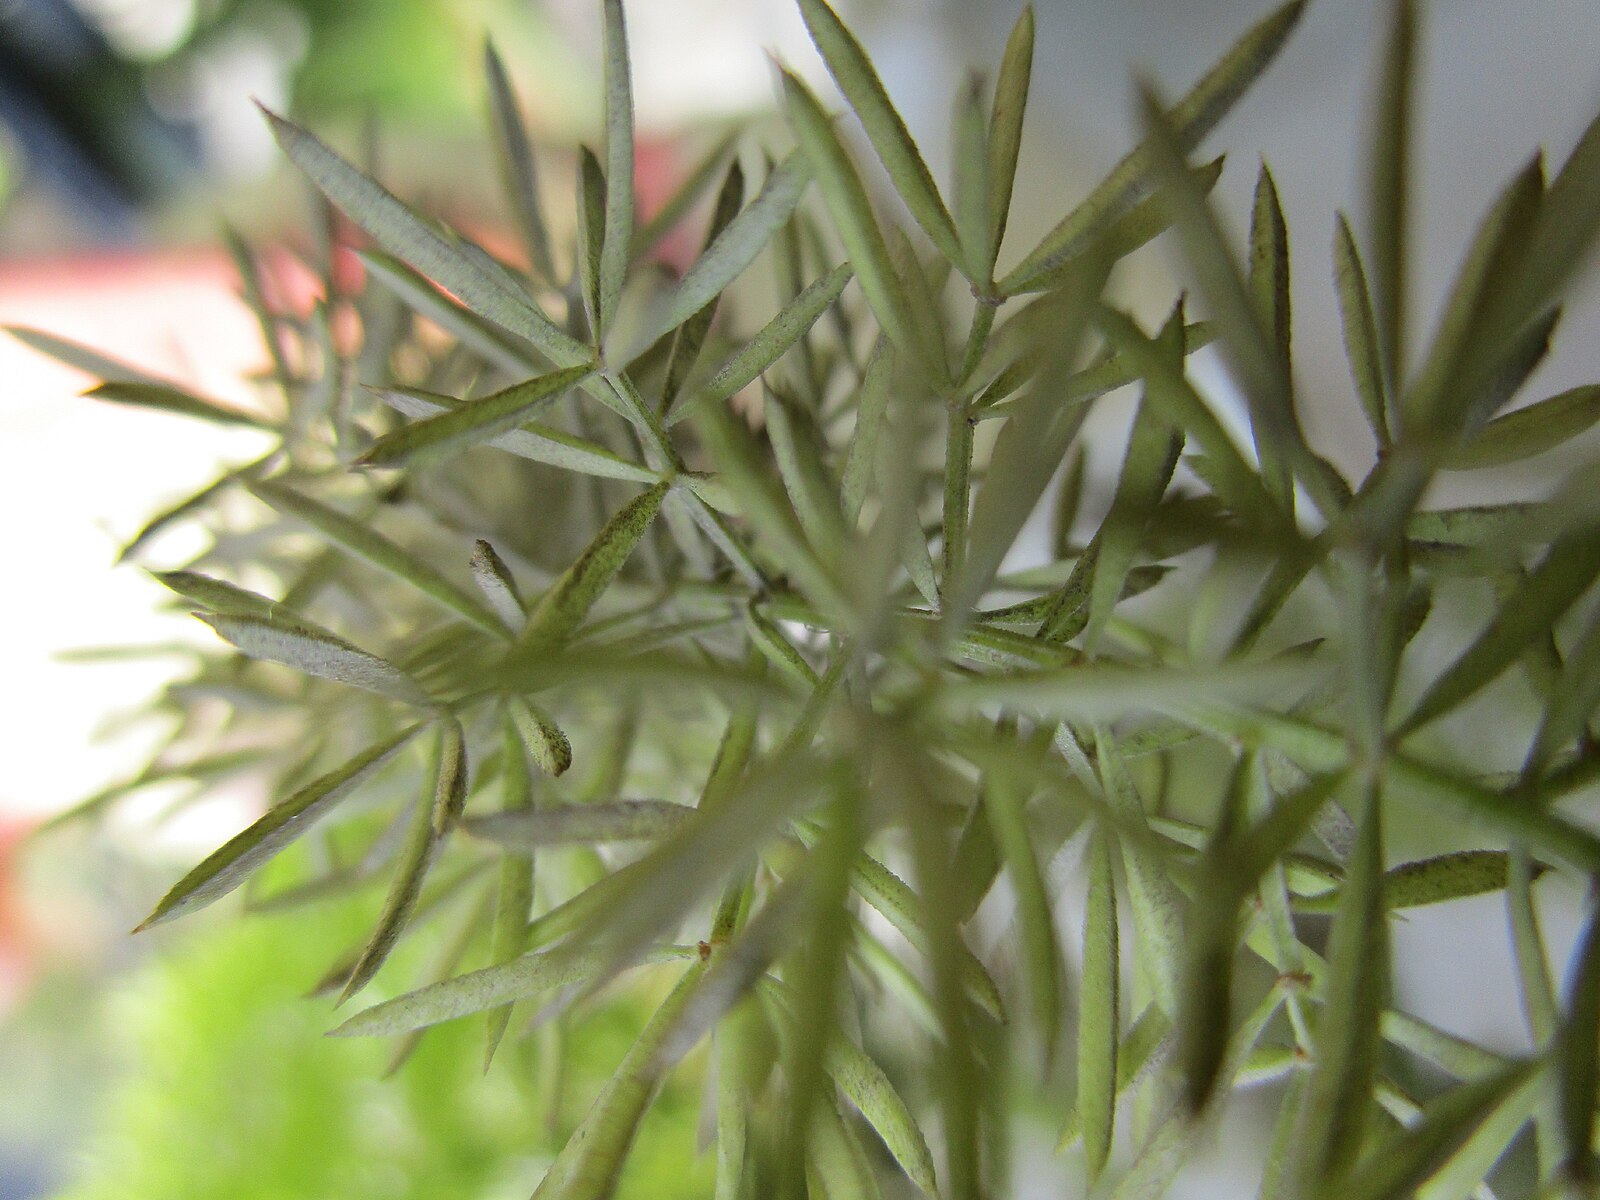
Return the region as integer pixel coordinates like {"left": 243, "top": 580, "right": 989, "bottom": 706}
{"left": 6, "top": 324, "right": 173, "bottom": 386}
{"left": 531, "top": 963, "right": 707, "bottom": 1200}
{"left": 640, "top": 154, "right": 809, "bottom": 349}
{"left": 339, "top": 797, "right": 439, "bottom": 1002}
{"left": 779, "top": 66, "right": 925, "bottom": 365}
{"left": 429, "top": 716, "right": 470, "bottom": 835}
{"left": 632, "top": 131, "right": 739, "bottom": 260}
{"left": 136, "top": 726, "right": 419, "bottom": 929}
{"left": 1442, "top": 385, "right": 1600, "bottom": 470}
{"left": 986, "top": 5, "right": 1034, "bottom": 271}
{"left": 841, "top": 335, "right": 894, "bottom": 525}
{"left": 1333, "top": 212, "right": 1391, "bottom": 447}
{"left": 598, "top": 0, "right": 633, "bottom": 336}
{"left": 671, "top": 264, "right": 853, "bottom": 424}
{"left": 358, "top": 364, "right": 596, "bottom": 467}
{"left": 660, "top": 160, "right": 746, "bottom": 412}
{"left": 507, "top": 695, "right": 573, "bottom": 777}
{"left": 485, "top": 39, "right": 556, "bottom": 283}
{"left": 264, "top": 108, "right": 586, "bottom": 365}
{"left": 516, "top": 480, "right": 671, "bottom": 655}
{"left": 825, "top": 1032, "right": 940, "bottom": 1198}
{"left": 1001, "top": 0, "right": 1307, "bottom": 292}
{"left": 1558, "top": 904, "right": 1600, "bottom": 1184}
{"left": 470, "top": 540, "right": 526, "bottom": 630}
{"left": 799, "top": 0, "right": 964, "bottom": 272}
{"left": 1079, "top": 824, "right": 1120, "bottom": 1180}
{"left": 1295, "top": 850, "right": 1526, "bottom": 914}
{"left": 1402, "top": 530, "right": 1600, "bottom": 731}
{"left": 83, "top": 381, "right": 271, "bottom": 429}
{"left": 373, "top": 385, "right": 655, "bottom": 482}
{"left": 485, "top": 703, "right": 536, "bottom": 1068}
{"left": 1367, "top": 0, "right": 1416, "bottom": 393}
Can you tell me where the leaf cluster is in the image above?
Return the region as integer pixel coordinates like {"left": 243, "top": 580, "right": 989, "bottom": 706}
{"left": 20, "top": 1, "right": 1600, "bottom": 1197}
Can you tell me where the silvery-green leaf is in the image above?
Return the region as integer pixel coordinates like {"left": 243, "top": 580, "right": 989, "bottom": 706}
{"left": 359, "top": 250, "right": 538, "bottom": 375}
{"left": 985, "top": 5, "right": 1034, "bottom": 272}
{"left": 251, "top": 479, "right": 511, "bottom": 639}
{"left": 136, "top": 726, "right": 419, "bottom": 929}
{"left": 373, "top": 384, "right": 655, "bottom": 483}
{"left": 597, "top": 0, "right": 633, "bottom": 336}
{"left": 197, "top": 611, "right": 430, "bottom": 705}
{"left": 637, "top": 154, "right": 809, "bottom": 351}
{"left": 798, "top": 0, "right": 965, "bottom": 274}
{"left": 660, "top": 160, "right": 745, "bottom": 413}
{"left": 470, "top": 540, "right": 526, "bottom": 631}
{"left": 507, "top": 695, "right": 573, "bottom": 777}
{"left": 429, "top": 716, "right": 470, "bottom": 835}
{"left": 1294, "top": 850, "right": 1524, "bottom": 915}
{"left": 358, "top": 364, "right": 596, "bottom": 468}
{"left": 264, "top": 108, "right": 586, "bottom": 365}
{"left": 841, "top": 335, "right": 894, "bottom": 526}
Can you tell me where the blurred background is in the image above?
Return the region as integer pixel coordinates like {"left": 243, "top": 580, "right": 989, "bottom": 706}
{"left": 2, "top": 0, "right": 1599, "bottom": 1197}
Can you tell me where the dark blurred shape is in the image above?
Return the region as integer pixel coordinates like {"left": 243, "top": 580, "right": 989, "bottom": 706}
{"left": 0, "top": 0, "right": 200, "bottom": 240}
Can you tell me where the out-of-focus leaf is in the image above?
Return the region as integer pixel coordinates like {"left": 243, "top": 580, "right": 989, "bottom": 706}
{"left": 1401, "top": 530, "right": 1600, "bottom": 732}
{"left": 264, "top": 108, "right": 587, "bottom": 365}
{"left": 1000, "top": 0, "right": 1307, "bottom": 293}
{"left": 660, "top": 160, "right": 745, "bottom": 413}
{"left": 779, "top": 66, "right": 927, "bottom": 367}
{"left": 597, "top": 0, "right": 633, "bottom": 337}
{"left": 1442, "top": 385, "right": 1600, "bottom": 470}
{"left": 485, "top": 39, "right": 556, "bottom": 284}
{"left": 1293, "top": 784, "right": 1387, "bottom": 1193}
{"left": 83, "top": 381, "right": 271, "bottom": 429}
{"left": 984, "top": 764, "right": 1061, "bottom": 1061}
{"left": 531, "top": 963, "right": 708, "bottom": 1200}
{"left": 250, "top": 480, "right": 511, "bottom": 638}
{"left": 6, "top": 324, "right": 173, "bottom": 386}
{"left": 485, "top": 702, "right": 536, "bottom": 1069}
{"left": 1079, "top": 824, "right": 1119, "bottom": 1180}
{"left": 135, "top": 726, "right": 419, "bottom": 930}
{"left": 1558, "top": 904, "right": 1600, "bottom": 1184}
{"left": 463, "top": 800, "right": 690, "bottom": 846}
{"left": 841, "top": 335, "right": 894, "bottom": 526}
{"left": 632, "top": 131, "right": 739, "bottom": 260}
{"left": 1366, "top": 0, "right": 1416, "bottom": 393}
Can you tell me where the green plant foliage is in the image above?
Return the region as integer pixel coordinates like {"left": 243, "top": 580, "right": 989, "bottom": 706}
{"left": 23, "top": 0, "right": 1600, "bottom": 1196}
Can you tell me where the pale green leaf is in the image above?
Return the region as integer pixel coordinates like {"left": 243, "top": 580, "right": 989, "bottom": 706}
{"left": 598, "top": 0, "right": 633, "bottom": 336}
{"left": 1333, "top": 212, "right": 1391, "bottom": 448}
{"left": 1079, "top": 824, "right": 1120, "bottom": 1180}
{"left": 428, "top": 716, "right": 470, "bottom": 835}
{"left": 825, "top": 1032, "right": 940, "bottom": 1198}
{"left": 1442, "top": 385, "right": 1600, "bottom": 470}
{"left": 507, "top": 694, "right": 573, "bottom": 777}
{"left": 469, "top": 540, "right": 526, "bottom": 631}
{"left": 339, "top": 797, "right": 439, "bottom": 1002}
{"left": 659, "top": 160, "right": 746, "bottom": 413}
{"left": 985, "top": 5, "right": 1034, "bottom": 272}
